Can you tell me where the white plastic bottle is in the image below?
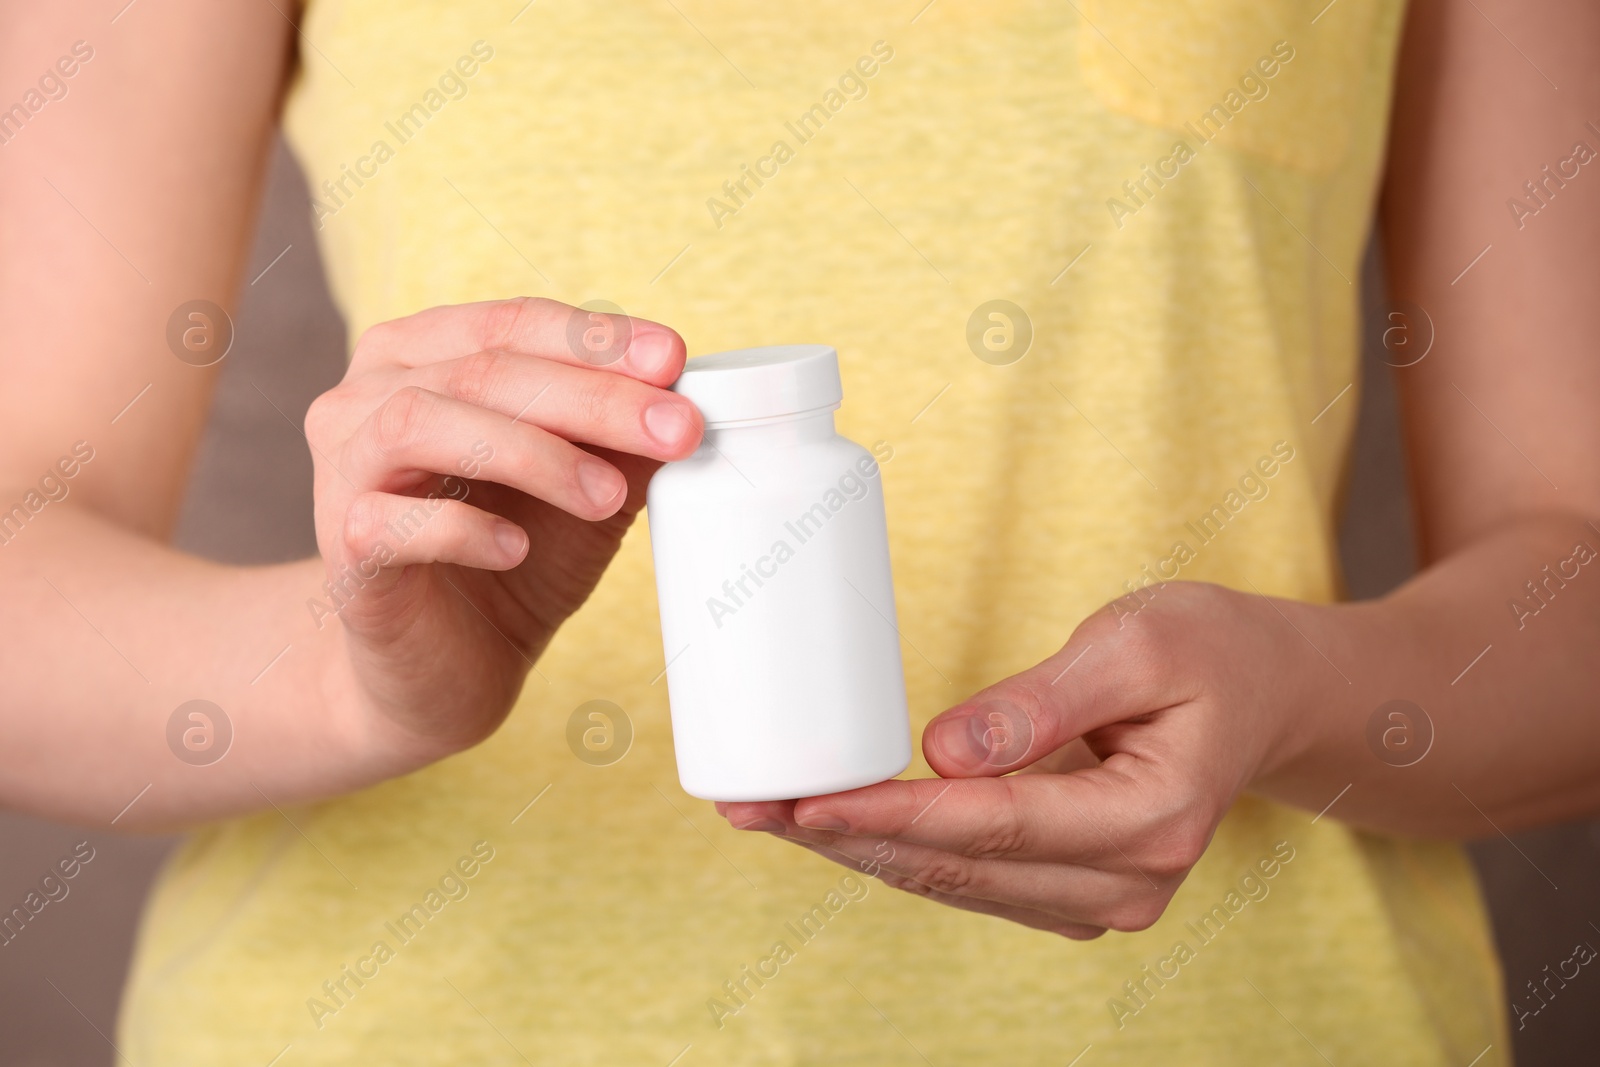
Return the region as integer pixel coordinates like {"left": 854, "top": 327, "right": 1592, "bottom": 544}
{"left": 647, "top": 345, "right": 912, "bottom": 802}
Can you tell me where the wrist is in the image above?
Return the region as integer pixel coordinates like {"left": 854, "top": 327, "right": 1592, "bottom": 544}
{"left": 1243, "top": 591, "right": 1382, "bottom": 786}
{"left": 1245, "top": 588, "right": 1416, "bottom": 811}
{"left": 312, "top": 620, "right": 463, "bottom": 787}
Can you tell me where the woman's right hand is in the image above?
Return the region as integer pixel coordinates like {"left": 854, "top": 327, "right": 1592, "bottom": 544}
{"left": 1, "top": 5, "right": 703, "bottom": 825}
{"left": 304, "top": 297, "right": 702, "bottom": 764}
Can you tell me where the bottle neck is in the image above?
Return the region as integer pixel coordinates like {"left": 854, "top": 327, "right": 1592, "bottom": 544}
{"left": 699, "top": 407, "right": 838, "bottom": 455}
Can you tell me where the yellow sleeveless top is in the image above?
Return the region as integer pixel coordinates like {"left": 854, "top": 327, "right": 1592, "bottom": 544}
{"left": 121, "top": 2, "right": 1510, "bottom": 1063}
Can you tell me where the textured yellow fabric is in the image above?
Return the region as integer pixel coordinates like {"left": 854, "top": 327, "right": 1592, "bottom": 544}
{"left": 120, "top": 2, "right": 1510, "bottom": 1063}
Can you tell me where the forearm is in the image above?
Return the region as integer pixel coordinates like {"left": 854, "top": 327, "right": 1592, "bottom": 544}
{"left": 0, "top": 504, "right": 422, "bottom": 830}
{"left": 1253, "top": 509, "right": 1600, "bottom": 837}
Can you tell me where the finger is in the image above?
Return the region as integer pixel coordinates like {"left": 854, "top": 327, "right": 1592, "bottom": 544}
{"left": 789, "top": 774, "right": 1146, "bottom": 867}
{"left": 343, "top": 492, "right": 528, "bottom": 571}
{"left": 921, "top": 617, "right": 1186, "bottom": 779}
{"left": 792, "top": 824, "right": 1142, "bottom": 920}
{"left": 1019, "top": 737, "right": 1101, "bottom": 776}
{"left": 413, "top": 351, "right": 702, "bottom": 459}
{"left": 351, "top": 298, "right": 687, "bottom": 387}
{"left": 769, "top": 831, "right": 1107, "bottom": 940}
{"left": 344, "top": 387, "right": 628, "bottom": 520}
{"left": 722, "top": 799, "right": 796, "bottom": 833}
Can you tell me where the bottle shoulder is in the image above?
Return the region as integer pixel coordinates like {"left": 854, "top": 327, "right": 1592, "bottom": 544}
{"left": 648, "top": 432, "right": 880, "bottom": 505}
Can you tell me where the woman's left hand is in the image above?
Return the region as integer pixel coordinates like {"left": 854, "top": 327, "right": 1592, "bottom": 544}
{"left": 719, "top": 581, "right": 1312, "bottom": 939}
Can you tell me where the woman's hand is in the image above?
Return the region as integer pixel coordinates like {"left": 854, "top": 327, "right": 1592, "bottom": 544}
{"left": 307, "top": 297, "right": 702, "bottom": 762}
{"left": 719, "top": 581, "right": 1309, "bottom": 939}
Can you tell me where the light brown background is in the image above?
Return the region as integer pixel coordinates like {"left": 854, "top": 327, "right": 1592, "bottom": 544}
{"left": 0, "top": 140, "right": 1594, "bottom": 1065}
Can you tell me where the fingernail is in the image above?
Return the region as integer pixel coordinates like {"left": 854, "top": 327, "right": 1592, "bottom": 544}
{"left": 629, "top": 328, "right": 676, "bottom": 378}
{"left": 577, "top": 459, "right": 623, "bottom": 508}
{"left": 736, "top": 818, "right": 785, "bottom": 833}
{"left": 644, "top": 400, "right": 694, "bottom": 450}
{"left": 494, "top": 522, "right": 527, "bottom": 561}
{"left": 796, "top": 812, "right": 849, "bottom": 831}
{"left": 927, "top": 713, "right": 991, "bottom": 766}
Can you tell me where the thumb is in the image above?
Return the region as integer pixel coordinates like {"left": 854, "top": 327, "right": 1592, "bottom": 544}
{"left": 921, "top": 635, "right": 1167, "bottom": 778}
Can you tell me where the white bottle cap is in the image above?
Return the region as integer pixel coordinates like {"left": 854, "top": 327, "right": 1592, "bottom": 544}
{"left": 671, "top": 344, "right": 842, "bottom": 425}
